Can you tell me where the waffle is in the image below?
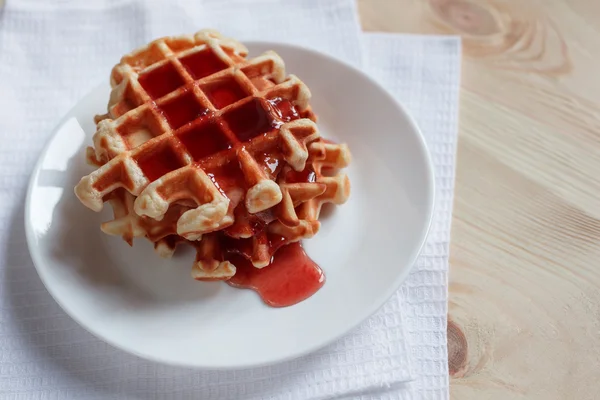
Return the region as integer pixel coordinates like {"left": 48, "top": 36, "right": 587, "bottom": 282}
{"left": 76, "top": 30, "right": 352, "bottom": 281}
{"left": 75, "top": 29, "right": 320, "bottom": 240}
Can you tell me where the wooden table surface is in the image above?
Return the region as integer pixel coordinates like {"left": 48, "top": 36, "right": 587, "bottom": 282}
{"left": 358, "top": 0, "right": 600, "bottom": 398}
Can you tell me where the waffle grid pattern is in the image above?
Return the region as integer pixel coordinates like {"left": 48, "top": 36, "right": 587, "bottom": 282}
{"left": 75, "top": 30, "right": 326, "bottom": 241}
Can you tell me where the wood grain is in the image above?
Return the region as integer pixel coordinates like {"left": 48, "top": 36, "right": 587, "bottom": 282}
{"left": 358, "top": 0, "right": 600, "bottom": 398}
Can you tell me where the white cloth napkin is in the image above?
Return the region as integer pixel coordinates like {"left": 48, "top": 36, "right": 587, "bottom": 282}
{"left": 361, "top": 33, "right": 461, "bottom": 400}
{"left": 0, "top": 1, "right": 460, "bottom": 399}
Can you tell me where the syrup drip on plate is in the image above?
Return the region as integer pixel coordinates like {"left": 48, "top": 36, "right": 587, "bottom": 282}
{"left": 226, "top": 242, "right": 324, "bottom": 307}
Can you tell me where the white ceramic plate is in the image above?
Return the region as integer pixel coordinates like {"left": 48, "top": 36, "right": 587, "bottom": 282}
{"left": 25, "top": 42, "right": 434, "bottom": 368}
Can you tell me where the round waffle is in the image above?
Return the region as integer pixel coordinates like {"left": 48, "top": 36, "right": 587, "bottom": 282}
{"left": 74, "top": 30, "right": 351, "bottom": 281}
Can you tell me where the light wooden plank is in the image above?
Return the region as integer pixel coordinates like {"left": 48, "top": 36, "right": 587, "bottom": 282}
{"left": 358, "top": 0, "right": 600, "bottom": 398}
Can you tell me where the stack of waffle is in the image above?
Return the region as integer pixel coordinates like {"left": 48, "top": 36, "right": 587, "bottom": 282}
{"left": 75, "top": 30, "right": 351, "bottom": 281}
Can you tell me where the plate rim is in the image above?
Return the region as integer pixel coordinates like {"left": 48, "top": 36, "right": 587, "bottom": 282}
{"left": 24, "top": 40, "right": 435, "bottom": 369}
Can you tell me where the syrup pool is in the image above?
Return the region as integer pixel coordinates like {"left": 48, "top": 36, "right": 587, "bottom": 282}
{"left": 226, "top": 242, "right": 324, "bottom": 307}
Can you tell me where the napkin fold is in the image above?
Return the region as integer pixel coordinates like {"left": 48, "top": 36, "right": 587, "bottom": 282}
{"left": 0, "top": 1, "right": 460, "bottom": 399}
